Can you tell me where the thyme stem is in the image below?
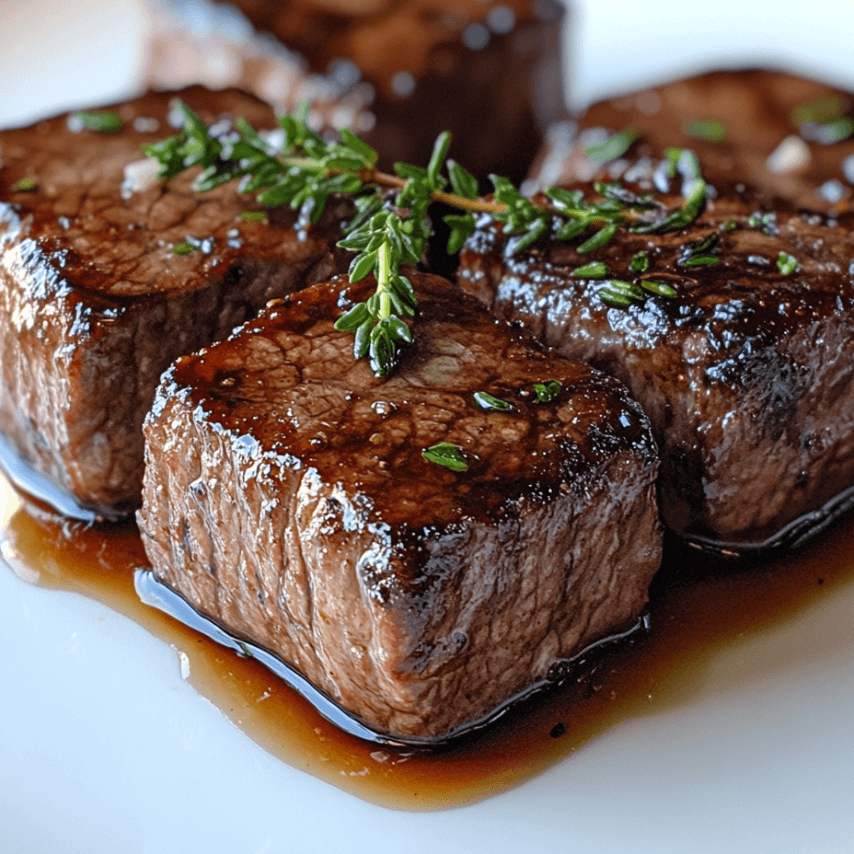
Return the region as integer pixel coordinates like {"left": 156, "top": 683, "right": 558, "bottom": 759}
{"left": 377, "top": 240, "right": 392, "bottom": 320}
{"left": 143, "top": 103, "right": 709, "bottom": 377}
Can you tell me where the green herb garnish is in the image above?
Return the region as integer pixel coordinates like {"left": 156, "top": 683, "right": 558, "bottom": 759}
{"left": 240, "top": 210, "right": 269, "bottom": 223}
{"left": 584, "top": 128, "right": 639, "bottom": 162}
{"left": 533, "top": 381, "right": 562, "bottom": 403}
{"left": 10, "top": 177, "right": 38, "bottom": 192}
{"left": 682, "top": 119, "right": 728, "bottom": 143}
{"left": 777, "top": 252, "right": 799, "bottom": 275}
{"left": 171, "top": 242, "right": 197, "bottom": 255}
{"left": 71, "top": 110, "right": 124, "bottom": 133}
{"left": 678, "top": 232, "right": 720, "bottom": 267}
{"left": 679, "top": 255, "right": 719, "bottom": 267}
{"left": 422, "top": 442, "right": 468, "bottom": 472}
{"left": 791, "top": 96, "right": 845, "bottom": 127}
{"left": 640, "top": 279, "right": 677, "bottom": 297}
{"left": 570, "top": 261, "right": 609, "bottom": 278}
{"left": 630, "top": 251, "right": 651, "bottom": 273}
{"left": 473, "top": 391, "right": 512, "bottom": 411}
{"left": 599, "top": 280, "right": 644, "bottom": 306}
{"left": 144, "top": 104, "right": 710, "bottom": 376}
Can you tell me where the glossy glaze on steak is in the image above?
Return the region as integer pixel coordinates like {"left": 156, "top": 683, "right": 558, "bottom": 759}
{"left": 137, "top": 271, "right": 661, "bottom": 741}
{"left": 533, "top": 69, "right": 854, "bottom": 212}
{"left": 143, "top": 0, "right": 565, "bottom": 181}
{"left": 459, "top": 179, "right": 854, "bottom": 552}
{"left": 0, "top": 87, "right": 351, "bottom": 519}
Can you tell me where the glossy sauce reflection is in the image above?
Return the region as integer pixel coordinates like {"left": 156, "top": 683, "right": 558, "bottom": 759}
{"left": 3, "top": 491, "right": 854, "bottom": 811}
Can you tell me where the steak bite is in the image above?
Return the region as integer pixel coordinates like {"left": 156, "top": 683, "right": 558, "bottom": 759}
{"left": 0, "top": 86, "right": 351, "bottom": 520}
{"left": 458, "top": 180, "right": 854, "bottom": 553}
{"left": 137, "top": 272, "right": 662, "bottom": 742}
{"left": 142, "top": 0, "right": 566, "bottom": 181}
{"left": 533, "top": 69, "right": 854, "bottom": 212}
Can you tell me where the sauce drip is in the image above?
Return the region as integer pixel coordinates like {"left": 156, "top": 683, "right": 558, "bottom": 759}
{"left": 2, "top": 486, "right": 854, "bottom": 811}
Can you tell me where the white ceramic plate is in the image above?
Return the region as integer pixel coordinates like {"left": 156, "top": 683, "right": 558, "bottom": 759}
{"left": 1, "top": 2, "right": 854, "bottom": 852}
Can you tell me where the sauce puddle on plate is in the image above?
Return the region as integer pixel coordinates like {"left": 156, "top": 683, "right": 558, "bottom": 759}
{"left": 2, "top": 487, "right": 853, "bottom": 811}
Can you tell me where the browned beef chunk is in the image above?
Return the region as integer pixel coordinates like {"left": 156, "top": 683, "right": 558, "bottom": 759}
{"left": 458, "top": 180, "right": 854, "bottom": 553}
{"left": 137, "top": 272, "right": 661, "bottom": 742}
{"left": 532, "top": 69, "right": 854, "bottom": 212}
{"left": 142, "top": 0, "right": 566, "bottom": 181}
{"left": 0, "top": 86, "right": 351, "bottom": 520}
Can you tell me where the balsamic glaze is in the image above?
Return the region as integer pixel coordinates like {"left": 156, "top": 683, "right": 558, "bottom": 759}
{"left": 3, "top": 484, "right": 853, "bottom": 810}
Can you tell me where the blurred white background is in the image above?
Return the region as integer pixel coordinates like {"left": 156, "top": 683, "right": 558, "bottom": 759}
{"left": 2, "top": 0, "right": 854, "bottom": 126}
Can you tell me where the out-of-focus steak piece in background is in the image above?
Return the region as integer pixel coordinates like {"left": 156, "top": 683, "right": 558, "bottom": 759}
{"left": 532, "top": 69, "right": 854, "bottom": 213}
{"left": 141, "top": 0, "right": 567, "bottom": 182}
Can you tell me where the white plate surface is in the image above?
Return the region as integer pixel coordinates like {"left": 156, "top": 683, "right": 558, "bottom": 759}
{"left": 1, "top": 2, "right": 854, "bottom": 852}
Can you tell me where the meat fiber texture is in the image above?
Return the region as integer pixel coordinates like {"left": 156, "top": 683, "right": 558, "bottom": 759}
{"left": 137, "top": 272, "right": 661, "bottom": 741}
{"left": 0, "top": 86, "right": 352, "bottom": 520}
{"left": 142, "top": 0, "right": 566, "bottom": 182}
{"left": 458, "top": 179, "right": 854, "bottom": 553}
{"left": 532, "top": 69, "right": 854, "bottom": 212}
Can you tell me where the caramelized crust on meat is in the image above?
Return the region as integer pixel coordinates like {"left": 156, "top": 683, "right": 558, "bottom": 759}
{"left": 138, "top": 272, "right": 662, "bottom": 740}
{"left": 459, "top": 180, "right": 854, "bottom": 551}
{"left": 0, "top": 87, "right": 350, "bottom": 518}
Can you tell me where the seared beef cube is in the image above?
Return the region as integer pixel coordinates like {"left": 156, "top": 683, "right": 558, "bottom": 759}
{"left": 533, "top": 69, "right": 854, "bottom": 212}
{"left": 142, "top": 0, "right": 566, "bottom": 181}
{"left": 459, "top": 182, "right": 854, "bottom": 552}
{"left": 137, "top": 272, "right": 661, "bottom": 741}
{"left": 0, "top": 87, "right": 350, "bottom": 519}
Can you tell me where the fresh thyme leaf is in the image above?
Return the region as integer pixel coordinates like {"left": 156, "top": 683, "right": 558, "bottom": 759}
{"left": 777, "top": 252, "right": 799, "bottom": 275}
{"left": 514, "top": 217, "right": 549, "bottom": 252}
{"left": 684, "top": 232, "right": 718, "bottom": 254}
{"left": 239, "top": 210, "right": 269, "bottom": 223}
{"left": 682, "top": 119, "right": 728, "bottom": 143}
{"left": 533, "top": 381, "right": 562, "bottom": 403}
{"left": 335, "top": 302, "right": 371, "bottom": 331}
{"left": 338, "top": 128, "right": 378, "bottom": 167}
{"left": 71, "top": 110, "right": 124, "bottom": 133}
{"left": 640, "top": 279, "right": 677, "bottom": 297}
{"left": 679, "top": 255, "right": 719, "bottom": 267}
{"left": 664, "top": 147, "right": 682, "bottom": 179}
{"left": 349, "top": 250, "right": 378, "bottom": 282}
{"left": 555, "top": 218, "right": 589, "bottom": 241}
{"left": 427, "top": 132, "right": 452, "bottom": 189}
{"left": 571, "top": 261, "right": 609, "bottom": 278}
{"left": 11, "top": 177, "right": 38, "bottom": 192}
{"left": 634, "top": 179, "right": 707, "bottom": 234}
{"left": 791, "top": 95, "right": 845, "bottom": 126}
{"left": 599, "top": 289, "right": 632, "bottom": 308}
{"left": 584, "top": 128, "right": 638, "bottom": 162}
{"left": 422, "top": 442, "right": 468, "bottom": 472}
{"left": 630, "top": 251, "right": 650, "bottom": 273}
{"left": 172, "top": 241, "right": 197, "bottom": 255}
{"left": 473, "top": 391, "right": 512, "bottom": 411}
{"left": 600, "top": 280, "right": 644, "bottom": 304}
{"left": 577, "top": 222, "right": 618, "bottom": 253}
{"left": 447, "top": 160, "right": 479, "bottom": 200}
{"left": 444, "top": 213, "right": 476, "bottom": 255}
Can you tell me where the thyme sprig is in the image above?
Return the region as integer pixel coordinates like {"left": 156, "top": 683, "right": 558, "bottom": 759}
{"left": 143, "top": 103, "right": 708, "bottom": 376}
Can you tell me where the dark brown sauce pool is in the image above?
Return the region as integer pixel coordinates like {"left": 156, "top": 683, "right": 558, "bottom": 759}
{"left": 2, "top": 486, "right": 853, "bottom": 812}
